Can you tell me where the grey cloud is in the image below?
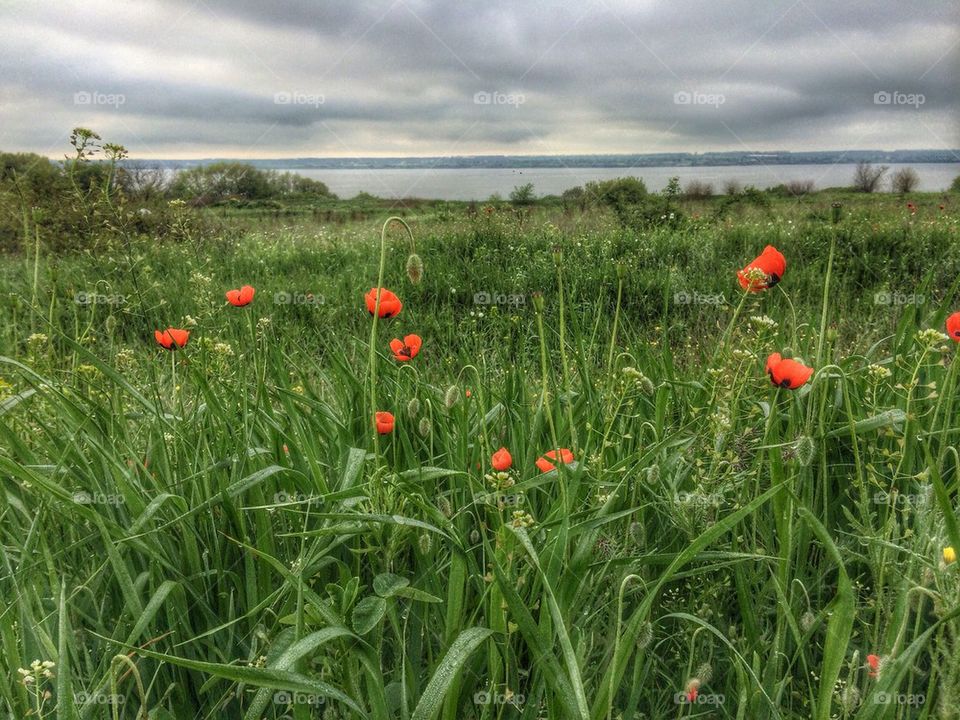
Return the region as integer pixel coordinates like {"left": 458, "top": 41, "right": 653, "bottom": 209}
{"left": 0, "top": 0, "right": 956, "bottom": 157}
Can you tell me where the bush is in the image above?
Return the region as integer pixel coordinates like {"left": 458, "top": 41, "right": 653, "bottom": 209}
{"left": 683, "top": 180, "right": 714, "bottom": 199}
{"left": 852, "top": 161, "right": 888, "bottom": 193}
{"left": 585, "top": 176, "right": 648, "bottom": 206}
{"left": 890, "top": 167, "right": 920, "bottom": 194}
{"left": 952, "top": 175, "right": 960, "bottom": 193}
{"left": 509, "top": 182, "right": 536, "bottom": 206}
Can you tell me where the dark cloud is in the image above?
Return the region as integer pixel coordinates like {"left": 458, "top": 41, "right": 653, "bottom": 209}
{"left": 0, "top": 0, "right": 956, "bottom": 157}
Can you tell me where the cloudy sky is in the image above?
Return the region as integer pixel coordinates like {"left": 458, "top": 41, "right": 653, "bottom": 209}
{"left": 0, "top": 0, "right": 957, "bottom": 159}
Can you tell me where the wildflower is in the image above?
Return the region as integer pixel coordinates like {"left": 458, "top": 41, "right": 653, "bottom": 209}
{"left": 765, "top": 353, "right": 813, "bottom": 389}
{"left": 749, "top": 315, "right": 778, "bottom": 331}
{"left": 907, "top": 202, "right": 916, "bottom": 214}
{"left": 406, "top": 253, "right": 424, "bottom": 284}
{"left": 225, "top": 284, "right": 256, "bottom": 307}
{"left": 510, "top": 510, "right": 535, "bottom": 528}
{"left": 945, "top": 546, "right": 957, "bottom": 564}
{"left": 365, "top": 288, "right": 402, "bottom": 318}
{"left": 685, "top": 678, "right": 701, "bottom": 703}
{"left": 866, "top": 363, "right": 892, "bottom": 381}
{"left": 738, "top": 245, "right": 786, "bottom": 291}
{"left": 154, "top": 328, "right": 190, "bottom": 350}
{"left": 536, "top": 447, "right": 575, "bottom": 473}
{"left": 390, "top": 334, "right": 422, "bottom": 361}
{"left": 917, "top": 327, "right": 950, "bottom": 349}
{"left": 491, "top": 447, "right": 513, "bottom": 471}
{"left": 866, "top": 654, "right": 881, "bottom": 678}
{"left": 374, "top": 411, "right": 395, "bottom": 434}
{"left": 946, "top": 312, "right": 960, "bottom": 341}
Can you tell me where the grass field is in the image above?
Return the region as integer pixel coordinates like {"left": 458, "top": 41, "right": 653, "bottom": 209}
{"left": 1, "top": 188, "right": 960, "bottom": 719}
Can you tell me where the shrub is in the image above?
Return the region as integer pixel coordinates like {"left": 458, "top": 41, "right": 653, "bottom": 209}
{"left": 890, "top": 167, "right": 920, "bottom": 194}
{"left": 852, "top": 161, "right": 888, "bottom": 193}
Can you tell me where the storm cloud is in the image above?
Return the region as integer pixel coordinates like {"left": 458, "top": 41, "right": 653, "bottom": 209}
{"left": 0, "top": 0, "right": 956, "bottom": 158}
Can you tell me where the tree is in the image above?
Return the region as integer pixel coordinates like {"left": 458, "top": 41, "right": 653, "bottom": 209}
{"left": 852, "top": 161, "right": 889, "bottom": 193}
{"left": 509, "top": 183, "right": 536, "bottom": 206}
{"left": 891, "top": 167, "right": 920, "bottom": 194}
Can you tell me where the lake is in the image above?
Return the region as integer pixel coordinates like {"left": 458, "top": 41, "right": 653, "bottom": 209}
{"left": 281, "top": 163, "right": 960, "bottom": 200}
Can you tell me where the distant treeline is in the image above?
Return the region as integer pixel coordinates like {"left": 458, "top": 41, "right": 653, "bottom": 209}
{"left": 0, "top": 152, "right": 336, "bottom": 206}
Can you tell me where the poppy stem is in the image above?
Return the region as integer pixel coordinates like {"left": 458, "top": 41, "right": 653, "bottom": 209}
{"left": 815, "top": 233, "right": 836, "bottom": 366}
{"left": 368, "top": 217, "right": 416, "bottom": 456}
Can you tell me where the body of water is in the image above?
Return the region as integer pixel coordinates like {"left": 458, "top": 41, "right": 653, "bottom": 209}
{"left": 280, "top": 163, "right": 960, "bottom": 200}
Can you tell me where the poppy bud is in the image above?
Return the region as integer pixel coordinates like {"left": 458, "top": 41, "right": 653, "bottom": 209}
{"left": 418, "top": 417, "right": 431, "bottom": 437}
{"left": 437, "top": 497, "right": 452, "bottom": 517}
{"left": 636, "top": 621, "right": 653, "bottom": 650}
{"left": 406, "top": 253, "right": 424, "bottom": 284}
{"left": 646, "top": 465, "right": 660, "bottom": 484}
{"left": 469, "top": 529, "right": 480, "bottom": 544}
{"left": 418, "top": 532, "right": 432, "bottom": 554}
{"left": 105, "top": 315, "right": 116, "bottom": 334}
{"left": 795, "top": 436, "right": 816, "bottom": 466}
{"left": 444, "top": 385, "right": 459, "bottom": 409}
{"left": 407, "top": 398, "right": 421, "bottom": 418}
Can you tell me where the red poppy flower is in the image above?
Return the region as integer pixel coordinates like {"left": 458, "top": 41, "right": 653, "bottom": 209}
{"left": 491, "top": 447, "right": 512, "bottom": 471}
{"left": 686, "top": 688, "right": 698, "bottom": 703}
{"left": 765, "top": 353, "right": 814, "bottom": 389}
{"left": 939, "top": 204, "right": 945, "bottom": 211}
{"left": 907, "top": 203, "right": 916, "bottom": 214}
{"left": 738, "top": 245, "right": 786, "bottom": 292}
{"left": 225, "top": 284, "right": 255, "bottom": 307}
{"left": 154, "top": 328, "right": 190, "bottom": 350}
{"left": 866, "top": 654, "right": 880, "bottom": 678}
{"left": 946, "top": 312, "right": 960, "bottom": 341}
{"left": 389, "top": 334, "right": 422, "bottom": 361}
{"left": 375, "top": 411, "right": 395, "bottom": 434}
{"left": 365, "top": 288, "right": 402, "bottom": 318}
{"left": 536, "top": 447, "right": 574, "bottom": 473}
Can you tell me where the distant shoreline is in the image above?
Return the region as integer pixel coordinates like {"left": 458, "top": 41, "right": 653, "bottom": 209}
{"left": 123, "top": 150, "right": 959, "bottom": 170}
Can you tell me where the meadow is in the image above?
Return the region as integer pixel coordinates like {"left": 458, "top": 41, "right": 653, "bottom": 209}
{"left": 1, "top": 159, "right": 960, "bottom": 719}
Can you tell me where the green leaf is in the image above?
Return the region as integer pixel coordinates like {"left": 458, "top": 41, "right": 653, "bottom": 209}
{"left": 352, "top": 596, "right": 387, "bottom": 635}
{"left": 373, "top": 572, "right": 410, "bottom": 598}
{"left": 411, "top": 627, "right": 493, "bottom": 720}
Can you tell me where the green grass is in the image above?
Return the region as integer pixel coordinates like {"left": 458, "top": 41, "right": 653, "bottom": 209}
{"left": 1, "top": 193, "right": 959, "bottom": 719}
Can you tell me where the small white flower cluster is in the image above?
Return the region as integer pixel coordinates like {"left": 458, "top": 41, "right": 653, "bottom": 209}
{"left": 18, "top": 659, "right": 55, "bottom": 685}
